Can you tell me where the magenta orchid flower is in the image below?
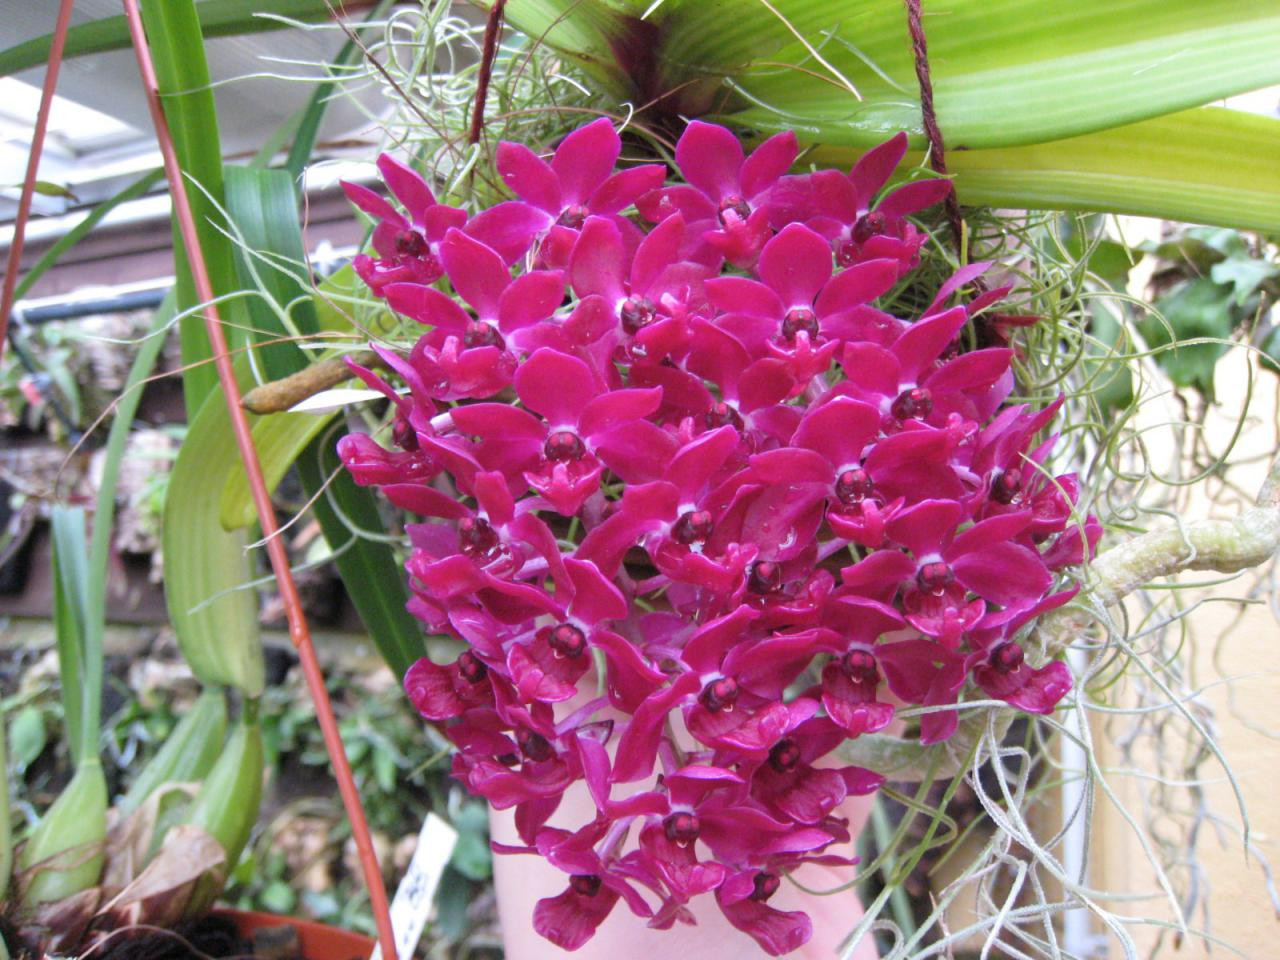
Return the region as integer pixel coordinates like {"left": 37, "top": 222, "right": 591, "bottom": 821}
{"left": 341, "top": 154, "right": 467, "bottom": 294}
{"left": 773, "top": 132, "right": 953, "bottom": 276}
{"left": 641, "top": 121, "right": 798, "bottom": 267}
{"left": 496, "top": 117, "right": 668, "bottom": 269}
{"left": 338, "top": 119, "right": 1096, "bottom": 956}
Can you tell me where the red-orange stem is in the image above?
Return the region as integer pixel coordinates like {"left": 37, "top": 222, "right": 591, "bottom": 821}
{"left": 119, "top": 3, "right": 398, "bottom": 956}
{"left": 0, "top": 0, "right": 77, "bottom": 365}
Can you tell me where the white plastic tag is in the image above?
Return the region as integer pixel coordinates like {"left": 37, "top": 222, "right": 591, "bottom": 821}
{"left": 369, "top": 813, "right": 459, "bottom": 960}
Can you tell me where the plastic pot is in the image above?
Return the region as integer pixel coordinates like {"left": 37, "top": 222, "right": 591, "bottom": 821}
{"left": 213, "top": 907, "right": 376, "bottom": 960}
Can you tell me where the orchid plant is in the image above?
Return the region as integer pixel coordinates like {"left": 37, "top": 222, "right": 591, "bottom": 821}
{"left": 337, "top": 117, "right": 1101, "bottom": 955}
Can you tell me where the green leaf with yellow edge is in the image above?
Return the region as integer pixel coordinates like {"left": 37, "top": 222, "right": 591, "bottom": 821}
{"left": 497, "top": 0, "right": 1280, "bottom": 231}
{"left": 667, "top": 0, "right": 1280, "bottom": 149}
{"left": 808, "top": 108, "right": 1280, "bottom": 234}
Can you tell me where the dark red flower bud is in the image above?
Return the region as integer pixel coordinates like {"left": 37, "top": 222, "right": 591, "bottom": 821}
{"left": 700, "top": 677, "right": 739, "bottom": 712}
{"left": 768, "top": 738, "right": 801, "bottom": 772}
{"left": 992, "top": 468, "right": 1022, "bottom": 504}
{"left": 891, "top": 386, "right": 933, "bottom": 421}
{"left": 748, "top": 560, "right": 783, "bottom": 594}
{"left": 457, "top": 651, "right": 488, "bottom": 684}
{"left": 544, "top": 430, "right": 585, "bottom": 462}
{"left": 620, "top": 296, "right": 656, "bottom": 334}
{"left": 851, "top": 211, "right": 888, "bottom": 245}
{"left": 458, "top": 516, "right": 500, "bottom": 559}
{"left": 672, "top": 509, "right": 714, "bottom": 545}
{"left": 556, "top": 204, "right": 589, "bottom": 229}
{"left": 394, "top": 229, "right": 428, "bottom": 257}
{"left": 781, "top": 307, "right": 820, "bottom": 342}
{"left": 570, "top": 874, "right": 602, "bottom": 897}
{"left": 841, "top": 649, "right": 879, "bottom": 686}
{"left": 703, "top": 401, "right": 743, "bottom": 431}
{"left": 989, "top": 641, "right": 1025, "bottom": 674}
{"left": 515, "top": 728, "right": 554, "bottom": 762}
{"left": 549, "top": 623, "right": 587, "bottom": 659}
{"left": 916, "top": 561, "right": 954, "bottom": 594}
{"left": 835, "top": 467, "right": 874, "bottom": 505}
{"left": 463, "top": 319, "right": 504, "bottom": 349}
{"left": 663, "top": 812, "right": 701, "bottom": 845}
{"left": 392, "top": 417, "right": 418, "bottom": 452}
{"left": 750, "top": 871, "right": 781, "bottom": 902}
{"left": 717, "top": 195, "right": 751, "bottom": 225}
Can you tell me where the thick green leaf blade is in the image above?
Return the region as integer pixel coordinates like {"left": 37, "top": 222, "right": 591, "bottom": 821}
{"left": 484, "top": 0, "right": 642, "bottom": 98}
{"left": 219, "top": 411, "right": 336, "bottom": 530}
{"left": 810, "top": 107, "right": 1280, "bottom": 234}
{"left": 0, "top": 0, "right": 348, "bottom": 78}
{"left": 164, "top": 369, "right": 266, "bottom": 697}
{"left": 224, "top": 166, "right": 317, "bottom": 381}
{"left": 226, "top": 172, "right": 424, "bottom": 678}
{"left": 138, "top": 0, "right": 245, "bottom": 416}
{"left": 295, "top": 434, "right": 424, "bottom": 679}
{"left": 51, "top": 507, "right": 97, "bottom": 767}
{"left": 656, "top": 0, "right": 1280, "bottom": 150}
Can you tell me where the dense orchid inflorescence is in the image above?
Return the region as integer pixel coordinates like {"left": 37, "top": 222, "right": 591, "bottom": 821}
{"left": 338, "top": 119, "right": 1100, "bottom": 955}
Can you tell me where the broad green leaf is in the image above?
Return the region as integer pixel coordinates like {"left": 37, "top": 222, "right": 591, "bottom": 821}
{"left": 481, "top": 0, "right": 643, "bottom": 98}
{"left": 219, "top": 411, "right": 336, "bottom": 530}
{"left": 812, "top": 107, "right": 1280, "bottom": 234}
{"left": 139, "top": 0, "right": 244, "bottom": 416}
{"left": 448, "top": 802, "right": 494, "bottom": 882}
{"left": 498, "top": 0, "right": 1280, "bottom": 230}
{"left": 7, "top": 706, "right": 46, "bottom": 777}
{"left": 1210, "top": 256, "right": 1280, "bottom": 307}
{"left": 502, "top": 0, "right": 1280, "bottom": 149}
{"left": 664, "top": 0, "right": 1280, "bottom": 149}
{"left": 0, "top": 0, "right": 347, "bottom": 78}
{"left": 224, "top": 166, "right": 317, "bottom": 381}
{"left": 165, "top": 368, "right": 266, "bottom": 697}
{"left": 227, "top": 173, "right": 424, "bottom": 678}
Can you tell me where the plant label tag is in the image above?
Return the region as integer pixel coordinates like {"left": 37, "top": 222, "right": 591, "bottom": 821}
{"left": 369, "top": 813, "right": 458, "bottom": 960}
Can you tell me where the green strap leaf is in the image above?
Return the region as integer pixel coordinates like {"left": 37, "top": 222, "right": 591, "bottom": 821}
{"left": 500, "top": 0, "right": 1280, "bottom": 230}
{"left": 50, "top": 507, "right": 98, "bottom": 767}
{"left": 810, "top": 107, "right": 1280, "bottom": 234}
{"left": 659, "top": 0, "right": 1280, "bottom": 150}
{"left": 219, "top": 410, "right": 336, "bottom": 530}
{"left": 224, "top": 166, "right": 317, "bottom": 381}
{"left": 0, "top": 0, "right": 350, "bottom": 78}
{"left": 138, "top": 0, "right": 246, "bottom": 417}
{"left": 164, "top": 366, "right": 267, "bottom": 697}
{"left": 225, "top": 170, "right": 424, "bottom": 678}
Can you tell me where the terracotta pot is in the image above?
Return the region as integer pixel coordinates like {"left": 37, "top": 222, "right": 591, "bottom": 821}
{"left": 213, "top": 908, "right": 376, "bottom": 960}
